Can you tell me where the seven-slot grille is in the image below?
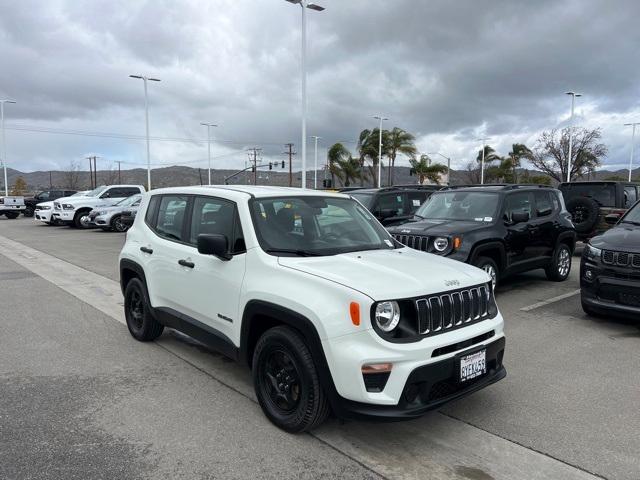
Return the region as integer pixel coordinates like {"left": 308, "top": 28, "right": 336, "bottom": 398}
{"left": 602, "top": 249, "right": 640, "bottom": 268}
{"left": 392, "top": 234, "right": 429, "bottom": 252}
{"left": 415, "top": 284, "right": 492, "bottom": 336}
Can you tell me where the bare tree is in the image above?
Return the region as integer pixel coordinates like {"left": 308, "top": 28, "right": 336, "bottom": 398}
{"left": 530, "top": 127, "right": 607, "bottom": 182}
{"left": 101, "top": 163, "right": 119, "bottom": 185}
{"left": 464, "top": 160, "right": 481, "bottom": 184}
{"left": 62, "top": 160, "right": 81, "bottom": 189}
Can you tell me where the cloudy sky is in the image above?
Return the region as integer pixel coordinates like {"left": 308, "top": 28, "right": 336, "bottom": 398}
{"left": 1, "top": 0, "right": 640, "bottom": 175}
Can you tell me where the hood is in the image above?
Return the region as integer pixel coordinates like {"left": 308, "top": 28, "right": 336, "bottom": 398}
{"left": 93, "top": 205, "right": 123, "bottom": 214}
{"left": 591, "top": 224, "right": 640, "bottom": 253}
{"left": 55, "top": 195, "right": 113, "bottom": 208}
{"left": 277, "top": 247, "right": 489, "bottom": 300}
{"left": 388, "top": 218, "right": 493, "bottom": 236}
{"left": 36, "top": 200, "right": 54, "bottom": 207}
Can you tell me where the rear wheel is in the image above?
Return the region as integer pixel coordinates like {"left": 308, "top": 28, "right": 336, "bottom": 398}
{"left": 4, "top": 212, "right": 19, "bottom": 219}
{"left": 111, "top": 215, "right": 128, "bottom": 232}
{"left": 73, "top": 210, "right": 91, "bottom": 228}
{"left": 546, "top": 243, "right": 572, "bottom": 281}
{"left": 124, "top": 277, "right": 164, "bottom": 341}
{"left": 473, "top": 256, "right": 499, "bottom": 288}
{"left": 253, "top": 326, "right": 329, "bottom": 433}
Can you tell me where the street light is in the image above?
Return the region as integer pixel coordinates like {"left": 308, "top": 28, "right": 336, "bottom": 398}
{"left": 565, "top": 91, "right": 582, "bottom": 183}
{"left": 475, "top": 137, "right": 490, "bottom": 185}
{"left": 284, "top": 0, "right": 325, "bottom": 189}
{"left": 374, "top": 115, "right": 388, "bottom": 188}
{"left": 201, "top": 122, "right": 218, "bottom": 185}
{"left": 1, "top": 99, "right": 17, "bottom": 196}
{"left": 130, "top": 74, "right": 161, "bottom": 190}
{"left": 310, "top": 135, "right": 321, "bottom": 189}
{"left": 428, "top": 152, "right": 451, "bottom": 185}
{"left": 624, "top": 122, "right": 640, "bottom": 182}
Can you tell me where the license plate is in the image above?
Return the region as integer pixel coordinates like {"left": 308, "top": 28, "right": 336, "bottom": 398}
{"left": 619, "top": 293, "right": 640, "bottom": 307}
{"left": 459, "top": 349, "right": 486, "bottom": 383}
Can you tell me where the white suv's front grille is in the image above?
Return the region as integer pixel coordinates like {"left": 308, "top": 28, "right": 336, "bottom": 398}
{"left": 415, "top": 284, "right": 492, "bottom": 336}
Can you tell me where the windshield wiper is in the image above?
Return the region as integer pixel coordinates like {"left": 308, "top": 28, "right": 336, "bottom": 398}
{"left": 620, "top": 220, "right": 640, "bottom": 226}
{"left": 412, "top": 213, "right": 426, "bottom": 220}
{"left": 264, "top": 248, "right": 322, "bottom": 257}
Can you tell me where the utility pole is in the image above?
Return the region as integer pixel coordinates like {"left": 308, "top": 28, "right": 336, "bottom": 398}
{"left": 116, "top": 161, "right": 122, "bottom": 184}
{"left": 247, "top": 148, "right": 262, "bottom": 185}
{"left": 87, "top": 156, "right": 94, "bottom": 189}
{"left": 198, "top": 168, "right": 203, "bottom": 186}
{"left": 49, "top": 171, "right": 53, "bottom": 188}
{"left": 624, "top": 122, "right": 639, "bottom": 182}
{"left": 565, "top": 91, "right": 582, "bottom": 183}
{"left": 475, "top": 137, "right": 490, "bottom": 185}
{"left": 283, "top": 143, "right": 296, "bottom": 187}
{"left": 311, "top": 135, "right": 321, "bottom": 189}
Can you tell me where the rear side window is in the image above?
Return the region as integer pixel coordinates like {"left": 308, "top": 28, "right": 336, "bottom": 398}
{"left": 145, "top": 196, "right": 160, "bottom": 226}
{"left": 624, "top": 186, "right": 637, "bottom": 208}
{"left": 534, "top": 191, "right": 554, "bottom": 217}
{"left": 375, "top": 194, "right": 405, "bottom": 216}
{"left": 154, "top": 195, "right": 188, "bottom": 241}
{"left": 407, "top": 192, "right": 429, "bottom": 213}
{"left": 189, "top": 196, "right": 245, "bottom": 253}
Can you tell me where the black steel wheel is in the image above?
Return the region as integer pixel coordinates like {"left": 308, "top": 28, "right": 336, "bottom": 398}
{"left": 253, "top": 326, "right": 329, "bottom": 433}
{"left": 124, "top": 277, "right": 164, "bottom": 341}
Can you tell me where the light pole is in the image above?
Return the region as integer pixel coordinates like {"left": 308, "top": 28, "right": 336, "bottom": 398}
{"left": 1, "top": 99, "right": 16, "bottom": 196}
{"left": 475, "top": 137, "right": 490, "bottom": 185}
{"left": 311, "top": 135, "right": 321, "bottom": 189}
{"left": 624, "top": 122, "right": 640, "bottom": 182}
{"left": 130, "top": 75, "right": 161, "bottom": 190}
{"left": 374, "top": 115, "right": 388, "bottom": 188}
{"left": 201, "top": 122, "right": 218, "bottom": 185}
{"left": 565, "top": 91, "right": 582, "bottom": 183}
{"left": 428, "top": 152, "right": 451, "bottom": 185}
{"left": 285, "top": 0, "right": 325, "bottom": 189}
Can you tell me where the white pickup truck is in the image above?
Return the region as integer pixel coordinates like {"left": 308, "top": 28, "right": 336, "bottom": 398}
{"left": 0, "top": 196, "right": 26, "bottom": 219}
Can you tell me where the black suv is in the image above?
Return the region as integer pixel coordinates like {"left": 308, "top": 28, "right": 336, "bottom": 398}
{"left": 581, "top": 199, "right": 640, "bottom": 318}
{"left": 349, "top": 185, "right": 441, "bottom": 226}
{"left": 386, "top": 184, "right": 576, "bottom": 286}
{"left": 558, "top": 181, "right": 640, "bottom": 241}
{"left": 24, "top": 189, "right": 77, "bottom": 217}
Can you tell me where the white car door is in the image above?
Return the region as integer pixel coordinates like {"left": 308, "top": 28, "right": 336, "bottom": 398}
{"left": 178, "top": 195, "right": 247, "bottom": 344}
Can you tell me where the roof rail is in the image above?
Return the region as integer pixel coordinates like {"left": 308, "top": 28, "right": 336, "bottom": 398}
{"left": 442, "top": 183, "right": 554, "bottom": 191}
{"left": 378, "top": 184, "right": 444, "bottom": 192}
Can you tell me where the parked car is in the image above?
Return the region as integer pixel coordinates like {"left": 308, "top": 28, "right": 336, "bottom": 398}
{"left": 119, "top": 186, "right": 506, "bottom": 432}
{"left": 35, "top": 191, "right": 90, "bottom": 225}
{"left": 387, "top": 184, "right": 576, "bottom": 287}
{"left": 119, "top": 205, "right": 139, "bottom": 229}
{"left": 23, "top": 189, "right": 77, "bottom": 217}
{"left": 0, "top": 195, "right": 26, "bottom": 218}
{"left": 581, "top": 199, "right": 640, "bottom": 318}
{"left": 349, "top": 185, "right": 441, "bottom": 226}
{"left": 558, "top": 181, "right": 640, "bottom": 241}
{"left": 88, "top": 194, "right": 142, "bottom": 232}
{"left": 52, "top": 185, "right": 145, "bottom": 228}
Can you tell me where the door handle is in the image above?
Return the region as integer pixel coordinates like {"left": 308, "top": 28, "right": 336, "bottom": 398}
{"left": 178, "top": 259, "right": 195, "bottom": 268}
{"left": 140, "top": 246, "right": 153, "bottom": 254}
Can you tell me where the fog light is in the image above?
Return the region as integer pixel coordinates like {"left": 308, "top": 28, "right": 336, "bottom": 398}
{"left": 585, "top": 269, "right": 594, "bottom": 281}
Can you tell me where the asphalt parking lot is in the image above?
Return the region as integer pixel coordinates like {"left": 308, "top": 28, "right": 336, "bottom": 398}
{"left": 1, "top": 216, "right": 639, "bottom": 480}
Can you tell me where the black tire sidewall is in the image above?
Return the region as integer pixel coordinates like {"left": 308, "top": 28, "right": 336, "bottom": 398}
{"left": 124, "top": 277, "right": 162, "bottom": 341}
{"left": 252, "top": 327, "right": 322, "bottom": 433}
{"left": 24, "top": 207, "right": 34, "bottom": 217}
{"left": 566, "top": 197, "right": 599, "bottom": 234}
{"left": 112, "top": 215, "right": 126, "bottom": 232}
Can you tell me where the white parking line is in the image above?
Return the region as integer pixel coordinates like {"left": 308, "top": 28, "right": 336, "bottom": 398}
{"left": 0, "top": 234, "right": 125, "bottom": 324}
{"left": 520, "top": 289, "right": 581, "bottom": 312}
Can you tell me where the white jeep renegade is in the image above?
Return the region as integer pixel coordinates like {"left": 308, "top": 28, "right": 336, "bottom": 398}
{"left": 119, "top": 186, "right": 506, "bottom": 432}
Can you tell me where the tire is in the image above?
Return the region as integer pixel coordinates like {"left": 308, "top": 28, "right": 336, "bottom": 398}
{"left": 4, "top": 212, "right": 19, "bottom": 219}
{"left": 73, "top": 210, "right": 91, "bottom": 229}
{"left": 124, "top": 277, "right": 164, "bottom": 341}
{"left": 566, "top": 197, "right": 599, "bottom": 234}
{"left": 545, "top": 243, "right": 572, "bottom": 281}
{"left": 111, "top": 215, "right": 128, "bottom": 233}
{"left": 473, "top": 256, "right": 499, "bottom": 288}
{"left": 252, "top": 326, "right": 330, "bottom": 433}
{"left": 24, "top": 206, "right": 34, "bottom": 217}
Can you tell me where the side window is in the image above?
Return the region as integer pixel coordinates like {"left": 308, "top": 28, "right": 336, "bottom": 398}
{"left": 154, "top": 195, "right": 188, "bottom": 241}
{"left": 51, "top": 191, "right": 64, "bottom": 198}
{"left": 189, "top": 197, "right": 245, "bottom": 253}
{"left": 624, "top": 186, "right": 637, "bottom": 208}
{"left": 407, "top": 192, "right": 428, "bottom": 214}
{"left": 534, "top": 191, "right": 553, "bottom": 217}
{"left": 121, "top": 187, "right": 142, "bottom": 197}
{"left": 64, "top": 191, "right": 76, "bottom": 196}
{"left": 145, "top": 196, "right": 160, "bottom": 226}
{"left": 504, "top": 192, "right": 532, "bottom": 222}
{"left": 38, "top": 191, "right": 51, "bottom": 200}
{"left": 376, "top": 194, "right": 405, "bottom": 217}
{"left": 100, "top": 188, "right": 118, "bottom": 199}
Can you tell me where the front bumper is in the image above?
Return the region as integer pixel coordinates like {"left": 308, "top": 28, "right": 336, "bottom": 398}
{"left": 93, "top": 213, "right": 111, "bottom": 226}
{"left": 35, "top": 210, "right": 53, "bottom": 222}
{"left": 581, "top": 259, "right": 640, "bottom": 316}
{"left": 52, "top": 211, "right": 74, "bottom": 223}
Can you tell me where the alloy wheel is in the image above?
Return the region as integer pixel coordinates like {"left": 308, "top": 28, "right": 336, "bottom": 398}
{"left": 558, "top": 247, "right": 571, "bottom": 278}
{"left": 483, "top": 264, "right": 497, "bottom": 289}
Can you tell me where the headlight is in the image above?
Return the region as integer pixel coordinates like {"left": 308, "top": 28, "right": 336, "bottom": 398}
{"left": 98, "top": 210, "right": 108, "bottom": 216}
{"left": 62, "top": 204, "right": 75, "bottom": 210}
{"left": 40, "top": 206, "right": 51, "bottom": 210}
{"left": 374, "top": 301, "right": 401, "bottom": 332}
{"left": 433, "top": 237, "right": 449, "bottom": 252}
{"left": 584, "top": 244, "right": 602, "bottom": 261}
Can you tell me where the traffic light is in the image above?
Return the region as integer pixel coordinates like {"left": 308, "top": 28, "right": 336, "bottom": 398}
{"left": 269, "top": 162, "right": 273, "bottom": 170}
{"left": 281, "top": 160, "right": 286, "bottom": 169}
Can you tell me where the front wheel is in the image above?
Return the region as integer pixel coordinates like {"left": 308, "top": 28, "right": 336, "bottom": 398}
{"left": 24, "top": 207, "right": 34, "bottom": 217}
{"left": 473, "top": 256, "right": 499, "bottom": 288}
{"left": 111, "top": 215, "right": 128, "bottom": 232}
{"left": 252, "top": 326, "right": 330, "bottom": 433}
{"left": 4, "top": 212, "right": 20, "bottom": 219}
{"left": 546, "top": 244, "right": 572, "bottom": 281}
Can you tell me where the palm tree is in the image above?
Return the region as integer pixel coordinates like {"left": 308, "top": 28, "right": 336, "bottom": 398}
{"left": 386, "top": 127, "right": 417, "bottom": 185}
{"left": 337, "top": 157, "right": 361, "bottom": 187}
{"left": 327, "top": 143, "right": 351, "bottom": 187}
{"left": 409, "top": 155, "right": 448, "bottom": 185}
{"left": 507, "top": 143, "right": 533, "bottom": 183}
{"left": 357, "top": 128, "right": 388, "bottom": 187}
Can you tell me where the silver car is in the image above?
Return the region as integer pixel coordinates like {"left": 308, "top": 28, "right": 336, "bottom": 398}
{"left": 88, "top": 194, "right": 142, "bottom": 232}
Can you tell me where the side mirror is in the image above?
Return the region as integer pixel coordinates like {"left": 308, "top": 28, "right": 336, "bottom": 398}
{"left": 511, "top": 211, "right": 530, "bottom": 224}
{"left": 605, "top": 213, "right": 620, "bottom": 225}
{"left": 197, "top": 233, "right": 232, "bottom": 261}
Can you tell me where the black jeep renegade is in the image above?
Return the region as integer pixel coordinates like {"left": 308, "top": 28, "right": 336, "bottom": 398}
{"left": 387, "top": 184, "right": 577, "bottom": 286}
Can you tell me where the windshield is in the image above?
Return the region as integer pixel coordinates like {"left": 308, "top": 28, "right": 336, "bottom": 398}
{"left": 85, "top": 186, "right": 108, "bottom": 197}
{"left": 116, "top": 194, "right": 142, "bottom": 206}
{"left": 416, "top": 191, "right": 500, "bottom": 222}
{"left": 561, "top": 183, "right": 616, "bottom": 207}
{"left": 350, "top": 192, "right": 374, "bottom": 209}
{"left": 622, "top": 201, "right": 640, "bottom": 224}
{"left": 250, "top": 196, "right": 396, "bottom": 256}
